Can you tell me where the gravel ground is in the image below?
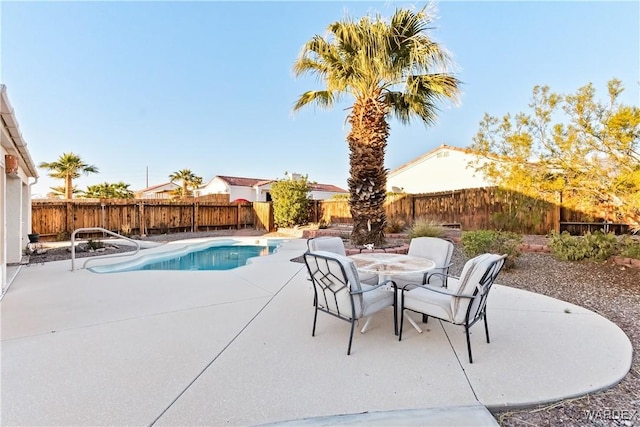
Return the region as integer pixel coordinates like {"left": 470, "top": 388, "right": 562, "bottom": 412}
{"left": 28, "top": 230, "right": 639, "bottom": 426}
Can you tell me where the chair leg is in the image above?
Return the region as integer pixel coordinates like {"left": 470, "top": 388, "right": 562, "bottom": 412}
{"left": 393, "top": 293, "right": 398, "bottom": 336}
{"left": 484, "top": 312, "right": 490, "bottom": 344}
{"left": 465, "top": 325, "right": 473, "bottom": 364}
{"left": 347, "top": 319, "right": 355, "bottom": 355}
{"left": 312, "top": 307, "right": 318, "bottom": 337}
{"left": 398, "top": 294, "right": 405, "bottom": 341}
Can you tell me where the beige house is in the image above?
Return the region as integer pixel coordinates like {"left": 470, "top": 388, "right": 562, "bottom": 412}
{"left": 1, "top": 85, "right": 39, "bottom": 293}
{"left": 387, "top": 144, "right": 492, "bottom": 194}
{"left": 196, "top": 175, "right": 347, "bottom": 202}
{"left": 134, "top": 182, "right": 180, "bottom": 199}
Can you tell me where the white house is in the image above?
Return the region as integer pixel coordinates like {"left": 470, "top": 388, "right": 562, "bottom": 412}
{"left": 1, "top": 85, "right": 39, "bottom": 293}
{"left": 197, "top": 175, "right": 348, "bottom": 202}
{"left": 386, "top": 144, "right": 493, "bottom": 194}
{"left": 134, "top": 182, "right": 180, "bottom": 199}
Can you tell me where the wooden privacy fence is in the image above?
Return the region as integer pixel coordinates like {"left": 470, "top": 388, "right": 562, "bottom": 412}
{"left": 310, "top": 187, "right": 561, "bottom": 235}
{"left": 32, "top": 197, "right": 262, "bottom": 241}
{"left": 35, "top": 187, "right": 617, "bottom": 240}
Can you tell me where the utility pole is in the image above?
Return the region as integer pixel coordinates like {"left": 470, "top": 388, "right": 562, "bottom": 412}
{"left": 146, "top": 166, "right": 148, "bottom": 188}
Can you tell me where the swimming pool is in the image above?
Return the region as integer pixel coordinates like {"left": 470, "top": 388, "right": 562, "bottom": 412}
{"left": 89, "top": 238, "right": 284, "bottom": 273}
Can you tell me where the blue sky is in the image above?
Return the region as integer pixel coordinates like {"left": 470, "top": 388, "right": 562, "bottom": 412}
{"left": 2, "top": 1, "right": 638, "bottom": 198}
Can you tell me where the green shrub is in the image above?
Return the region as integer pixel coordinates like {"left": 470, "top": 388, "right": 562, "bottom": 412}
{"left": 86, "top": 239, "right": 104, "bottom": 250}
{"left": 385, "top": 218, "right": 406, "bottom": 234}
{"left": 271, "top": 174, "right": 311, "bottom": 228}
{"left": 549, "top": 230, "right": 617, "bottom": 261}
{"left": 408, "top": 219, "right": 446, "bottom": 239}
{"left": 618, "top": 235, "right": 640, "bottom": 259}
{"left": 460, "top": 230, "right": 522, "bottom": 269}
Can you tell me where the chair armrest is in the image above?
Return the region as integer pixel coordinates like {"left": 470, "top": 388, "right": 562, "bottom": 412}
{"left": 402, "top": 283, "right": 475, "bottom": 299}
{"left": 426, "top": 272, "right": 457, "bottom": 284}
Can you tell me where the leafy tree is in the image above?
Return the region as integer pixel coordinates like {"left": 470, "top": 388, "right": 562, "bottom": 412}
{"left": 39, "top": 152, "right": 99, "bottom": 199}
{"left": 292, "top": 5, "right": 460, "bottom": 245}
{"left": 270, "top": 173, "right": 312, "bottom": 228}
{"left": 169, "top": 169, "right": 202, "bottom": 198}
{"left": 470, "top": 79, "right": 640, "bottom": 230}
{"left": 83, "top": 182, "right": 134, "bottom": 199}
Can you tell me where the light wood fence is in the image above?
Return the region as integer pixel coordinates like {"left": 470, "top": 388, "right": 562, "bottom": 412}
{"left": 32, "top": 195, "right": 262, "bottom": 241}
{"left": 310, "top": 187, "right": 561, "bottom": 235}
{"left": 35, "top": 187, "right": 614, "bottom": 240}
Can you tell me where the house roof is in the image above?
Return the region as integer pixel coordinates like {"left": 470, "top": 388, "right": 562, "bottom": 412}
{"left": 216, "top": 175, "right": 273, "bottom": 187}
{"left": 388, "top": 144, "right": 482, "bottom": 177}
{"left": 310, "top": 183, "right": 347, "bottom": 193}
{"left": 206, "top": 175, "right": 346, "bottom": 193}
{"left": 135, "top": 182, "right": 178, "bottom": 193}
{"left": 0, "top": 84, "right": 38, "bottom": 177}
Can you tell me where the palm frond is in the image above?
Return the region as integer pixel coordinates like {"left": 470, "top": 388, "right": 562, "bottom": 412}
{"left": 293, "top": 90, "right": 336, "bottom": 111}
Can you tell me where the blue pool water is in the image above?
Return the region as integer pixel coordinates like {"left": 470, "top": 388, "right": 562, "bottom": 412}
{"left": 88, "top": 239, "right": 283, "bottom": 273}
{"left": 140, "top": 245, "right": 275, "bottom": 271}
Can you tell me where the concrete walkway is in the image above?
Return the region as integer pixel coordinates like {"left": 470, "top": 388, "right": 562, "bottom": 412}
{"left": 0, "top": 238, "right": 632, "bottom": 426}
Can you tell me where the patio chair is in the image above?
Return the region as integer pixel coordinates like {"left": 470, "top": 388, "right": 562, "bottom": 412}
{"left": 390, "top": 237, "right": 455, "bottom": 288}
{"left": 307, "top": 236, "right": 377, "bottom": 284}
{"left": 303, "top": 250, "right": 398, "bottom": 355}
{"left": 399, "top": 253, "right": 507, "bottom": 363}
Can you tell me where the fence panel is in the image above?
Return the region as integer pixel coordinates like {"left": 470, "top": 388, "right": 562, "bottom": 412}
{"left": 253, "top": 202, "right": 274, "bottom": 231}
{"left": 32, "top": 198, "right": 257, "bottom": 240}
{"left": 314, "top": 187, "right": 560, "bottom": 234}
{"left": 32, "top": 200, "right": 67, "bottom": 239}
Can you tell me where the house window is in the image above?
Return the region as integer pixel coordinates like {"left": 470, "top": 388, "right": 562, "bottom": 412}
{"left": 266, "top": 192, "right": 272, "bottom": 202}
{"left": 436, "top": 151, "right": 450, "bottom": 158}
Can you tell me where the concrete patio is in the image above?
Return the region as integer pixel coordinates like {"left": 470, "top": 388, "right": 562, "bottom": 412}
{"left": 1, "top": 238, "right": 633, "bottom": 426}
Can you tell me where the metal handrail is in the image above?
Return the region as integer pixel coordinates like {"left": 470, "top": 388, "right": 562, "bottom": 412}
{"left": 71, "top": 227, "right": 141, "bottom": 271}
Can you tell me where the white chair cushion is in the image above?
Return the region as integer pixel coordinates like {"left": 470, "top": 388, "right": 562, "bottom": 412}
{"left": 310, "top": 250, "right": 365, "bottom": 317}
{"left": 308, "top": 237, "right": 347, "bottom": 256}
{"left": 361, "top": 284, "right": 395, "bottom": 317}
{"left": 309, "top": 237, "right": 377, "bottom": 284}
{"left": 403, "top": 286, "right": 454, "bottom": 322}
{"left": 451, "top": 254, "right": 499, "bottom": 324}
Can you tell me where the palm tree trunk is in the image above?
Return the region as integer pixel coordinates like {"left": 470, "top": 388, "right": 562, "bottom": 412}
{"left": 347, "top": 98, "right": 389, "bottom": 246}
{"left": 65, "top": 175, "right": 73, "bottom": 199}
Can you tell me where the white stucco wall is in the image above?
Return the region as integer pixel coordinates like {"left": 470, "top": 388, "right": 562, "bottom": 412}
{"left": 199, "top": 178, "right": 229, "bottom": 195}
{"left": 387, "top": 148, "right": 492, "bottom": 194}
{"left": 229, "top": 186, "right": 258, "bottom": 202}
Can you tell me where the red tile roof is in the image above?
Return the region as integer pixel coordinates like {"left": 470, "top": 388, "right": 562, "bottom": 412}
{"left": 310, "top": 183, "right": 347, "bottom": 193}
{"left": 216, "top": 175, "right": 272, "bottom": 187}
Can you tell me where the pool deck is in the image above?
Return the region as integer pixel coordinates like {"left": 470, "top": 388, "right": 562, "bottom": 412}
{"left": 1, "top": 237, "right": 633, "bottom": 426}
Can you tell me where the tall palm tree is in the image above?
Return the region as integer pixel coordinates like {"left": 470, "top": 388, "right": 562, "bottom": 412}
{"left": 169, "top": 169, "right": 202, "bottom": 198}
{"left": 292, "top": 6, "right": 460, "bottom": 245}
{"left": 39, "top": 152, "right": 99, "bottom": 199}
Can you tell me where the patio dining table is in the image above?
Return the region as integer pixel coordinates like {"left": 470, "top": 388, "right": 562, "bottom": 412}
{"left": 349, "top": 252, "right": 435, "bottom": 334}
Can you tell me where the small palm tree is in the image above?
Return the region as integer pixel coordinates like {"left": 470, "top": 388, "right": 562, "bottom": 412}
{"left": 169, "top": 169, "right": 202, "bottom": 198}
{"left": 39, "top": 152, "right": 99, "bottom": 199}
{"left": 293, "top": 5, "right": 460, "bottom": 245}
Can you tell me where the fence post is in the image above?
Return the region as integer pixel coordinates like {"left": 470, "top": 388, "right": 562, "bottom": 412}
{"left": 139, "top": 201, "right": 146, "bottom": 236}
{"left": 193, "top": 200, "right": 199, "bottom": 232}
{"left": 66, "top": 201, "right": 74, "bottom": 237}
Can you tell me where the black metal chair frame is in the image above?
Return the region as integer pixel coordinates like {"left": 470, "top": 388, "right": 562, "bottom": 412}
{"left": 399, "top": 254, "right": 506, "bottom": 363}
{"left": 303, "top": 252, "right": 398, "bottom": 355}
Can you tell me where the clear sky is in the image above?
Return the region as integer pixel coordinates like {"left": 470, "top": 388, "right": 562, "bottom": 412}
{"left": 2, "top": 1, "right": 638, "bottom": 198}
